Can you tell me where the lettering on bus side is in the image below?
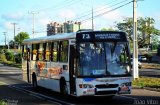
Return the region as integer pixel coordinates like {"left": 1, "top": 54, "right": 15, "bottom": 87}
{"left": 36, "top": 61, "right": 62, "bottom": 78}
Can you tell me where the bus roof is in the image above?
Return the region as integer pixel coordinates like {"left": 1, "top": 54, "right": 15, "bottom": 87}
{"left": 23, "top": 32, "right": 76, "bottom": 44}
{"left": 23, "top": 31, "right": 128, "bottom": 44}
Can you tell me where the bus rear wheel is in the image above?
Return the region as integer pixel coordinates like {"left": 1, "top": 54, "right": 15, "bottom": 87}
{"left": 60, "top": 81, "right": 68, "bottom": 95}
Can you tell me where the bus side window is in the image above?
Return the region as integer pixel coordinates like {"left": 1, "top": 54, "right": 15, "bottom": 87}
{"left": 52, "top": 42, "right": 58, "bottom": 62}
{"left": 38, "top": 43, "right": 44, "bottom": 61}
{"left": 22, "top": 45, "right": 27, "bottom": 60}
{"left": 45, "top": 42, "right": 51, "bottom": 61}
{"left": 59, "top": 40, "right": 69, "bottom": 62}
{"left": 32, "top": 44, "right": 38, "bottom": 60}
{"left": 43, "top": 43, "right": 46, "bottom": 60}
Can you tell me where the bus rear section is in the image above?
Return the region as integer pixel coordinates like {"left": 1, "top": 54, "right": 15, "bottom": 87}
{"left": 70, "top": 31, "right": 132, "bottom": 96}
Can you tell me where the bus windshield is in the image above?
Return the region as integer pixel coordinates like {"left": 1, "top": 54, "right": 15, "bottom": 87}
{"left": 77, "top": 42, "right": 131, "bottom": 77}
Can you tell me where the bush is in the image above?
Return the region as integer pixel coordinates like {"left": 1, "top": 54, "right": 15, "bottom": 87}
{"left": 15, "top": 53, "right": 22, "bottom": 63}
{"left": 144, "top": 53, "right": 152, "bottom": 62}
{"left": 152, "top": 44, "right": 158, "bottom": 50}
{"left": 0, "top": 54, "right": 7, "bottom": 62}
{"left": 5, "top": 51, "right": 14, "bottom": 61}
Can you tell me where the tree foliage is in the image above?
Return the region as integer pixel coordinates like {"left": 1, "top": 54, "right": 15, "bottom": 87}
{"left": 14, "top": 32, "right": 30, "bottom": 45}
{"left": 101, "top": 27, "right": 115, "bottom": 31}
{"left": 115, "top": 17, "right": 133, "bottom": 41}
{"left": 115, "top": 17, "right": 160, "bottom": 47}
{"left": 9, "top": 40, "right": 18, "bottom": 49}
{"left": 5, "top": 51, "right": 14, "bottom": 61}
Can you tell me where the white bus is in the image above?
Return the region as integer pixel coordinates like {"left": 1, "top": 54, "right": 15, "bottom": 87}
{"left": 22, "top": 31, "right": 132, "bottom": 97}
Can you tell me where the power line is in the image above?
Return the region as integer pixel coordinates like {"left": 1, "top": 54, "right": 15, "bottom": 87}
{"left": 81, "top": 0, "right": 133, "bottom": 23}
{"left": 47, "top": 0, "right": 82, "bottom": 20}
{"left": 72, "top": 0, "right": 119, "bottom": 21}
{"left": 32, "top": 0, "right": 133, "bottom": 33}
{"left": 35, "top": 0, "right": 81, "bottom": 12}
{"left": 72, "top": 0, "right": 131, "bottom": 21}
{"left": 25, "top": 0, "right": 84, "bottom": 33}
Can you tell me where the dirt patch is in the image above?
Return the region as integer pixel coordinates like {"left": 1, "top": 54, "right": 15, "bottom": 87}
{"left": 142, "top": 63, "right": 160, "bottom": 69}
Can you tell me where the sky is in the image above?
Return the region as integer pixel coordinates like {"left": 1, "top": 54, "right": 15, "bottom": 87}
{"left": 0, "top": 0, "right": 159, "bottom": 45}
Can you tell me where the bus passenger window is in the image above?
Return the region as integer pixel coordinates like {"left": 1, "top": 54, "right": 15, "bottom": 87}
{"left": 52, "top": 42, "right": 58, "bottom": 62}
{"left": 59, "top": 41, "right": 68, "bottom": 62}
{"left": 45, "top": 42, "right": 51, "bottom": 61}
{"left": 22, "top": 45, "right": 27, "bottom": 60}
{"left": 38, "top": 43, "right": 44, "bottom": 60}
{"left": 32, "top": 44, "right": 38, "bottom": 60}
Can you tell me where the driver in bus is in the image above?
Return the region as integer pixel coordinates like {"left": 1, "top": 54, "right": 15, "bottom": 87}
{"left": 80, "top": 43, "right": 93, "bottom": 75}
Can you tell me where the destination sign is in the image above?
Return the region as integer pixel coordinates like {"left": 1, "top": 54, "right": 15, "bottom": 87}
{"left": 76, "top": 31, "right": 127, "bottom": 42}
{"left": 95, "top": 33, "right": 120, "bottom": 39}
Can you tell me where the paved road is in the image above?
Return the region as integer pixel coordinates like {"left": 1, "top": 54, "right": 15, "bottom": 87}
{"left": 139, "top": 68, "right": 160, "bottom": 78}
{"left": 0, "top": 64, "right": 58, "bottom": 105}
{"left": 0, "top": 64, "right": 160, "bottom": 105}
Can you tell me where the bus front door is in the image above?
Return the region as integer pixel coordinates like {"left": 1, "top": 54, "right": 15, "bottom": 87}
{"left": 27, "top": 48, "right": 30, "bottom": 83}
{"left": 69, "top": 45, "right": 76, "bottom": 95}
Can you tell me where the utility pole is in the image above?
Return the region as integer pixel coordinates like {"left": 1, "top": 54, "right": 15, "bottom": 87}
{"left": 29, "top": 11, "right": 38, "bottom": 38}
{"left": 11, "top": 23, "right": 17, "bottom": 40}
{"left": 91, "top": 0, "right": 94, "bottom": 30}
{"left": 3, "top": 32, "right": 7, "bottom": 48}
{"left": 92, "top": 7, "right": 94, "bottom": 30}
{"left": 133, "top": 0, "right": 139, "bottom": 79}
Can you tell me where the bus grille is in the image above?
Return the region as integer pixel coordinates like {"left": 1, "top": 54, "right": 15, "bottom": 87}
{"left": 95, "top": 84, "right": 119, "bottom": 88}
{"left": 95, "top": 90, "right": 117, "bottom": 95}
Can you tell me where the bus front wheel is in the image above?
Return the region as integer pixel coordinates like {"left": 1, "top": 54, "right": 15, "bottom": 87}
{"left": 32, "top": 73, "right": 37, "bottom": 90}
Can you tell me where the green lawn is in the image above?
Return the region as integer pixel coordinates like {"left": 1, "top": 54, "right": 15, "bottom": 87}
{"left": 0, "top": 61, "right": 21, "bottom": 68}
{"left": 0, "top": 100, "right": 7, "bottom": 105}
{"left": 132, "top": 77, "right": 160, "bottom": 88}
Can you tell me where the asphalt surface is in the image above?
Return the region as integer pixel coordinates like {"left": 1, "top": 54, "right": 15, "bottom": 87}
{"left": 139, "top": 68, "right": 160, "bottom": 78}
{"left": 0, "top": 64, "right": 58, "bottom": 105}
{"left": 0, "top": 64, "right": 160, "bottom": 105}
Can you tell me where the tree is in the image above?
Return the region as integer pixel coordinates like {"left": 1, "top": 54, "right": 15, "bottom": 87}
{"left": 137, "top": 17, "right": 158, "bottom": 46}
{"left": 9, "top": 40, "right": 15, "bottom": 49}
{"left": 14, "top": 32, "right": 30, "bottom": 49}
{"left": 101, "top": 27, "right": 115, "bottom": 31}
{"left": 115, "top": 17, "right": 133, "bottom": 41}
{"left": 115, "top": 17, "right": 160, "bottom": 47}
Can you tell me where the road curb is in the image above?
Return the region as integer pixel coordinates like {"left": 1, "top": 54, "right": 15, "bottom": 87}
{"left": 9, "top": 85, "right": 74, "bottom": 105}
{"left": 132, "top": 86, "right": 160, "bottom": 92}
{"left": 143, "top": 87, "right": 160, "bottom": 92}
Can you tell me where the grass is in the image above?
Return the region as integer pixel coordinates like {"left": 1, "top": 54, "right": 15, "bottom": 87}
{"left": 0, "top": 61, "right": 21, "bottom": 68}
{"left": 132, "top": 77, "right": 160, "bottom": 88}
{"left": 0, "top": 100, "right": 7, "bottom": 105}
{"left": 4, "top": 62, "right": 21, "bottom": 68}
{"left": 0, "top": 82, "right": 6, "bottom": 85}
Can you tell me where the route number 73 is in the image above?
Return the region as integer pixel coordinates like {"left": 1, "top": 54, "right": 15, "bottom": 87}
{"left": 82, "top": 34, "right": 91, "bottom": 39}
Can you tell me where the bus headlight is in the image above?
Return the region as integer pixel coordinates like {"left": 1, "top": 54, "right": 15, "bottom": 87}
{"left": 120, "top": 82, "right": 131, "bottom": 87}
{"left": 79, "top": 84, "right": 94, "bottom": 88}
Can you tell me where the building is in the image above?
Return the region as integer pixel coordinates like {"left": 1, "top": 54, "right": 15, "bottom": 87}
{"left": 63, "top": 21, "right": 81, "bottom": 33}
{"left": 47, "top": 21, "right": 81, "bottom": 36}
{"left": 47, "top": 22, "right": 63, "bottom": 36}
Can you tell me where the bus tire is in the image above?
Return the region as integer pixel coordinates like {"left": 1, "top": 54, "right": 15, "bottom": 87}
{"left": 106, "top": 95, "right": 114, "bottom": 100}
{"left": 60, "top": 79, "right": 67, "bottom": 95}
{"left": 32, "top": 73, "right": 38, "bottom": 90}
